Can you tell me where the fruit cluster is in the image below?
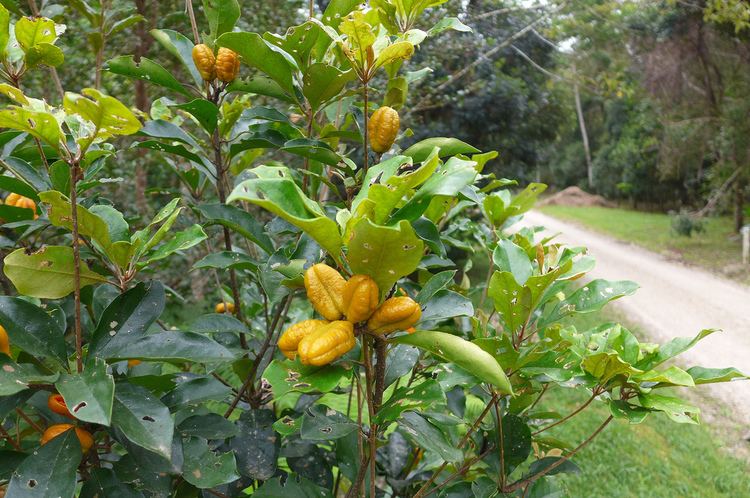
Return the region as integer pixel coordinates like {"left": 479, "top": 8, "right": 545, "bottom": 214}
{"left": 192, "top": 44, "right": 240, "bottom": 83}
{"left": 42, "top": 394, "right": 94, "bottom": 452}
{"left": 4, "top": 193, "right": 37, "bottom": 219}
{"left": 278, "top": 264, "right": 421, "bottom": 366}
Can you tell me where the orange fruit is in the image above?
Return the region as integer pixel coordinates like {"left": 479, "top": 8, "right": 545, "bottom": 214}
{"left": 47, "top": 394, "right": 74, "bottom": 419}
{"left": 40, "top": 424, "right": 94, "bottom": 453}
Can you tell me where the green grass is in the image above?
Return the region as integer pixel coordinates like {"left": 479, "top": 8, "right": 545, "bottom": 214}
{"left": 545, "top": 311, "right": 750, "bottom": 497}
{"left": 539, "top": 205, "right": 749, "bottom": 285}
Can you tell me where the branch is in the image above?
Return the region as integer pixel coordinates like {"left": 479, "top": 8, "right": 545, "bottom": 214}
{"left": 531, "top": 390, "right": 599, "bottom": 436}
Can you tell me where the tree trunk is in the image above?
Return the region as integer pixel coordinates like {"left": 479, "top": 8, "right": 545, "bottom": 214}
{"left": 573, "top": 76, "right": 593, "bottom": 189}
{"left": 735, "top": 176, "right": 746, "bottom": 233}
{"left": 133, "top": 0, "right": 154, "bottom": 217}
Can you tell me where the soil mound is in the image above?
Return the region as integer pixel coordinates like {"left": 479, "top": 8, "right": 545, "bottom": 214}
{"left": 540, "top": 186, "right": 613, "bottom": 207}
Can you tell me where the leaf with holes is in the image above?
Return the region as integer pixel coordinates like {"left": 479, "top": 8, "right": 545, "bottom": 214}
{"left": 182, "top": 436, "right": 240, "bottom": 489}
{"left": 6, "top": 428, "right": 82, "bottom": 498}
{"left": 55, "top": 358, "right": 114, "bottom": 426}
{"left": 300, "top": 404, "right": 358, "bottom": 441}
{"left": 0, "top": 297, "right": 67, "bottom": 367}
{"left": 0, "top": 356, "right": 59, "bottom": 396}
{"left": 111, "top": 382, "right": 174, "bottom": 459}
{"left": 347, "top": 218, "right": 423, "bottom": 294}
{"left": 231, "top": 409, "right": 280, "bottom": 480}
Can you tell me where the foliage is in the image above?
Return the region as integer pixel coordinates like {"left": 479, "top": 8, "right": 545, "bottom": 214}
{"left": 0, "top": 2, "right": 745, "bottom": 498}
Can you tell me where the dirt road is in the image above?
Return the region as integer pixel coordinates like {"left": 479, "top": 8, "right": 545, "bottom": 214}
{"left": 521, "top": 211, "right": 750, "bottom": 424}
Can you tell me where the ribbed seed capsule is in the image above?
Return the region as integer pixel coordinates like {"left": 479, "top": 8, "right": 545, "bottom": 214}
{"left": 277, "top": 319, "right": 328, "bottom": 360}
{"left": 368, "top": 106, "right": 400, "bottom": 153}
{"left": 304, "top": 263, "right": 346, "bottom": 320}
{"left": 342, "top": 274, "right": 379, "bottom": 323}
{"left": 298, "top": 321, "right": 355, "bottom": 366}
{"left": 192, "top": 44, "right": 216, "bottom": 81}
{"left": 367, "top": 296, "right": 421, "bottom": 335}
{"left": 4, "top": 193, "right": 20, "bottom": 205}
{"left": 215, "top": 47, "right": 240, "bottom": 82}
{"left": 40, "top": 424, "right": 94, "bottom": 453}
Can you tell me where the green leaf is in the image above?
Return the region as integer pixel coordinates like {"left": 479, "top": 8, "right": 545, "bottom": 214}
{"left": 347, "top": 218, "right": 424, "bottom": 294}
{"left": 14, "top": 16, "right": 57, "bottom": 51}
{"left": 484, "top": 183, "right": 547, "bottom": 228}
{"left": 390, "top": 156, "right": 478, "bottom": 222}
{"left": 104, "top": 55, "right": 190, "bottom": 96}
{"left": 527, "top": 457, "right": 581, "bottom": 477}
{"left": 112, "top": 382, "right": 174, "bottom": 459}
{"left": 393, "top": 330, "right": 513, "bottom": 394}
{"left": 202, "top": 0, "right": 240, "bottom": 40}
{"left": 402, "top": 137, "right": 480, "bottom": 162}
{"left": 262, "top": 359, "right": 349, "bottom": 399}
{"left": 322, "top": 0, "right": 361, "bottom": 26}
{"left": 194, "top": 203, "right": 274, "bottom": 254}
{"left": 638, "top": 393, "right": 700, "bottom": 424}
{"left": 172, "top": 98, "right": 219, "bottom": 133}
{"left": 107, "top": 331, "right": 235, "bottom": 363}
{"left": 398, "top": 411, "right": 462, "bottom": 463}
{"left": 0, "top": 356, "right": 59, "bottom": 395}
{"left": 636, "top": 329, "right": 717, "bottom": 371}
{"left": 581, "top": 352, "right": 641, "bottom": 384}
{"left": 338, "top": 11, "right": 376, "bottom": 66}
{"left": 150, "top": 28, "right": 202, "bottom": 87}
{"left": 4, "top": 246, "right": 108, "bottom": 299}
{"left": 217, "top": 32, "right": 298, "bottom": 98}
{"left": 609, "top": 400, "right": 651, "bottom": 424}
{"left": 192, "top": 251, "right": 258, "bottom": 272}
{"left": 415, "top": 270, "right": 456, "bottom": 303}
{"left": 6, "top": 429, "right": 82, "bottom": 498}
{"left": 493, "top": 239, "right": 533, "bottom": 285}
{"left": 374, "top": 41, "right": 415, "bottom": 69}
{"left": 0, "top": 107, "right": 60, "bottom": 148}
{"left": 0, "top": 297, "right": 67, "bottom": 367}
{"left": 162, "top": 376, "right": 231, "bottom": 408}
{"left": 428, "top": 17, "right": 472, "bottom": 36}
{"left": 300, "top": 404, "right": 358, "bottom": 441}
{"left": 24, "top": 43, "right": 64, "bottom": 68}
{"left": 542, "top": 279, "right": 639, "bottom": 326}
{"left": 488, "top": 271, "right": 529, "bottom": 334}
{"left": 231, "top": 409, "right": 280, "bottom": 480}
{"left": 79, "top": 468, "right": 143, "bottom": 498}
{"left": 635, "top": 365, "right": 695, "bottom": 388}
{"left": 0, "top": 6, "right": 9, "bottom": 57}
{"left": 178, "top": 414, "right": 239, "bottom": 439}
{"left": 281, "top": 138, "right": 342, "bottom": 166}
{"left": 55, "top": 358, "right": 114, "bottom": 426}
{"left": 182, "top": 436, "right": 239, "bottom": 488}
{"left": 254, "top": 476, "right": 329, "bottom": 497}
{"left": 63, "top": 88, "right": 141, "bottom": 150}
{"left": 226, "top": 75, "right": 296, "bottom": 103}
{"left": 228, "top": 173, "right": 342, "bottom": 260}
{"left": 40, "top": 190, "right": 134, "bottom": 269}
{"left": 89, "top": 281, "right": 164, "bottom": 358}
{"left": 685, "top": 366, "right": 748, "bottom": 385}
{"left": 139, "top": 224, "right": 207, "bottom": 266}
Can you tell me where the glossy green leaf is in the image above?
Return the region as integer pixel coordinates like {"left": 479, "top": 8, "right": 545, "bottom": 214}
{"left": 281, "top": 138, "right": 343, "bottom": 166}
{"left": 402, "top": 137, "right": 480, "bottom": 162}
{"left": 0, "top": 107, "right": 60, "bottom": 148}
{"left": 150, "top": 28, "right": 202, "bottom": 87}
{"left": 55, "top": 358, "right": 114, "bottom": 426}
{"left": 195, "top": 203, "right": 273, "bottom": 254}
{"left": 393, "top": 330, "right": 513, "bottom": 394}
{"left": 493, "top": 239, "right": 533, "bottom": 285}
{"left": 192, "top": 251, "right": 258, "bottom": 272}
{"left": 638, "top": 393, "right": 699, "bottom": 424}
{"left": 228, "top": 173, "right": 342, "bottom": 259}
{"left": 139, "top": 224, "right": 207, "bottom": 266}
{"left": 300, "top": 404, "right": 358, "bottom": 441}
{"left": 14, "top": 16, "right": 57, "bottom": 51}
{"left": 0, "top": 356, "right": 59, "bottom": 395}
{"left": 63, "top": 88, "right": 141, "bottom": 150}
{"left": 231, "top": 409, "right": 280, "bottom": 480}
{"left": 217, "top": 32, "right": 298, "bottom": 98}
{"left": 4, "top": 246, "right": 108, "bottom": 299}
{"left": 24, "top": 42, "right": 64, "bottom": 68}
{"left": 262, "top": 359, "right": 349, "bottom": 399}
{"left": 203, "top": 0, "right": 240, "bottom": 39}
{"left": 685, "top": 366, "right": 747, "bottom": 385}
{"left": 637, "top": 329, "right": 717, "bottom": 371}
{"left": 0, "top": 297, "right": 67, "bottom": 366}
{"left": 172, "top": 98, "right": 219, "bottom": 133}
{"left": 398, "top": 411, "right": 462, "bottom": 463}
{"left": 182, "top": 436, "right": 239, "bottom": 488}
{"left": 107, "top": 331, "right": 235, "bottom": 363}
{"left": 112, "top": 382, "right": 174, "bottom": 459}
{"left": 347, "top": 218, "right": 423, "bottom": 294}
{"left": 79, "top": 468, "right": 144, "bottom": 498}
{"left": 105, "top": 55, "right": 190, "bottom": 96}
{"left": 302, "top": 63, "right": 355, "bottom": 110}
{"left": 6, "top": 429, "right": 82, "bottom": 498}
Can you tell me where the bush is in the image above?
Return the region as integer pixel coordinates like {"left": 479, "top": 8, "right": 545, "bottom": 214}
{"left": 0, "top": 2, "right": 744, "bottom": 497}
{"left": 670, "top": 210, "right": 706, "bottom": 237}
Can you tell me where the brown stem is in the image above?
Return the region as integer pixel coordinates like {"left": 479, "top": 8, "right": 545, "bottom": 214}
{"left": 503, "top": 416, "right": 613, "bottom": 493}
{"left": 413, "top": 393, "right": 499, "bottom": 498}
{"left": 425, "top": 447, "right": 496, "bottom": 497}
{"left": 0, "top": 424, "right": 21, "bottom": 450}
{"left": 495, "top": 398, "right": 506, "bottom": 488}
{"left": 363, "top": 83, "right": 370, "bottom": 172}
{"left": 70, "top": 162, "right": 83, "bottom": 373}
{"left": 16, "top": 408, "right": 43, "bottom": 434}
{"left": 302, "top": 108, "right": 315, "bottom": 193}
{"left": 185, "top": 0, "right": 201, "bottom": 44}
{"left": 373, "top": 337, "right": 387, "bottom": 410}
{"left": 531, "top": 390, "right": 599, "bottom": 436}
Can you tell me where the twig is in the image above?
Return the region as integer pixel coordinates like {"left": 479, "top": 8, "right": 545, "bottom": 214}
{"left": 0, "top": 424, "right": 22, "bottom": 450}
{"left": 503, "top": 416, "right": 614, "bottom": 492}
{"left": 70, "top": 161, "right": 83, "bottom": 373}
{"left": 16, "top": 408, "right": 43, "bottom": 434}
{"left": 185, "top": 0, "right": 201, "bottom": 44}
{"left": 531, "top": 390, "right": 599, "bottom": 436}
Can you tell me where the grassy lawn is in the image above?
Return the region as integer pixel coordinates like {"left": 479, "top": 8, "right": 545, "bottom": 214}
{"left": 539, "top": 205, "right": 750, "bottom": 285}
{"left": 547, "top": 311, "right": 750, "bottom": 497}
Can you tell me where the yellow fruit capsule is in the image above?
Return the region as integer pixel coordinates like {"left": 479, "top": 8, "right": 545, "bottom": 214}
{"left": 342, "top": 275, "right": 379, "bottom": 323}
{"left": 304, "top": 264, "right": 346, "bottom": 321}
{"left": 368, "top": 106, "right": 400, "bottom": 153}
{"left": 367, "top": 296, "right": 421, "bottom": 335}
{"left": 4, "top": 193, "right": 20, "bottom": 206}
{"left": 40, "top": 424, "right": 94, "bottom": 453}
{"left": 278, "top": 319, "right": 328, "bottom": 360}
{"left": 215, "top": 47, "right": 240, "bottom": 83}
{"left": 298, "top": 321, "right": 355, "bottom": 366}
{"left": 192, "top": 43, "right": 216, "bottom": 81}
{"left": 215, "top": 302, "right": 235, "bottom": 314}
{"left": 0, "top": 325, "right": 9, "bottom": 356}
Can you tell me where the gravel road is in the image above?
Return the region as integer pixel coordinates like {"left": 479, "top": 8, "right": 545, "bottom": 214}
{"left": 521, "top": 211, "right": 750, "bottom": 424}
